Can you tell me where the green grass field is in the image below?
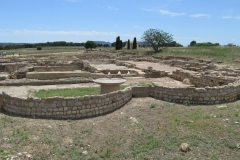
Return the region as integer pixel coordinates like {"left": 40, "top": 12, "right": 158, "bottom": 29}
{"left": 33, "top": 85, "right": 129, "bottom": 98}
{"left": 161, "top": 46, "right": 240, "bottom": 62}
{"left": 3, "top": 46, "right": 240, "bottom": 63}
{"left": 2, "top": 46, "right": 84, "bottom": 55}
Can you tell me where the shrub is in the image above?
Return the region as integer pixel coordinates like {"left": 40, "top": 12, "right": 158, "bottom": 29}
{"left": 237, "top": 92, "right": 240, "bottom": 100}
{"left": 37, "top": 46, "right": 42, "bottom": 50}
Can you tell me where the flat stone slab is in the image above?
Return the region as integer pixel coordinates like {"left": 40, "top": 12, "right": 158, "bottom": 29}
{"left": 94, "top": 78, "right": 126, "bottom": 94}
{"left": 94, "top": 78, "right": 126, "bottom": 85}
{"left": 0, "top": 73, "right": 8, "bottom": 80}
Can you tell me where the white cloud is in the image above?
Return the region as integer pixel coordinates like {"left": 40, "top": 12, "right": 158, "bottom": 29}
{"left": 222, "top": 16, "right": 232, "bottom": 19}
{"left": 222, "top": 16, "right": 240, "bottom": 20}
{"left": 159, "top": 10, "right": 186, "bottom": 16}
{"left": 190, "top": 14, "right": 210, "bottom": 18}
{"left": 12, "top": 30, "right": 119, "bottom": 36}
{"left": 107, "top": 6, "right": 119, "bottom": 11}
{"left": 141, "top": 8, "right": 185, "bottom": 17}
{"left": 65, "top": 0, "right": 80, "bottom": 2}
{"left": 134, "top": 26, "right": 139, "bottom": 28}
{"left": 140, "top": 8, "right": 155, "bottom": 12}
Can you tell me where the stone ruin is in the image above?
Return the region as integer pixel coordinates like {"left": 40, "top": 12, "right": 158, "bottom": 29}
{"left": 0, "top": 53, "right": 240, "bottom": 119}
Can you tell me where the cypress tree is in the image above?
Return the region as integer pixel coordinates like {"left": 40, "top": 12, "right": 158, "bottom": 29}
{"left": 115, "top": 36, "right": 119, "bottom": 50}
{"left": 115, "top": 36, "right": 121, "bottom": 50}
{"left": 127, "top": 39, "right": 130, "bottom": 50}
{"left": 120, "top": 40, "right": 122, "bottom": 50}
{"left": 133, "top": 37, "right": 137, "bottom": 49}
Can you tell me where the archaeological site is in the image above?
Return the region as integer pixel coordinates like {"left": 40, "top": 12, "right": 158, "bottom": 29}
{"left": 0, "top": 49, "right": 240, "bottom": 119}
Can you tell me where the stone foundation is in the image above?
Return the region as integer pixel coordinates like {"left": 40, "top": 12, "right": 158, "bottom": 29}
{"left": 0, "top": 88, "right": 132, "bottom": 119}
{"left": 170, "top": 69, "right": 237, "bottom": 87}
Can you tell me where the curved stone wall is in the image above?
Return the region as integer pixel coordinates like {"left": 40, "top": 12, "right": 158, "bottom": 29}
{"left": 150, "top": 80, "right": 240, "bottom": 104}
{"left": 0, "top": 88, "right": 132, "bottom": 119}
{"left": 0, "top": 79, "right": 240, "bottom": 119}
{"left": 129, "top": 78, "right": 240, "bottom": 105}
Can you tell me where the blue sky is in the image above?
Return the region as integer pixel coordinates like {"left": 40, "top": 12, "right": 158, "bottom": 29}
{"left": 0, "top": 0, "right": 240, "bottom": 46}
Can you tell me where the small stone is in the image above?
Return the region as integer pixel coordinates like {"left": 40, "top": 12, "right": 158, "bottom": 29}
{"left": 217, "top": 105, "right": 227, "bottom": 109}
{"left": 47, "top": 125, "right": 52, "bottom": 128}
{"left": 26, "top": 154, "right": 32, "bottom": 158}
{"left": 82, "top": 150, "right": 88, "bottom": 155}
{"left": 18, "top": 153, "right": 22, "bottom": 156}
{"left": 180, "top": 143, "right": 192, "bottom": 152}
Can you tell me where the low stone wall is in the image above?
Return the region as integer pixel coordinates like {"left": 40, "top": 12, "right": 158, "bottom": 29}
{"left": 144, "top": 70, "right": 168, "bottom": 78}
{"left": 0, "top": 62, "right": 28, "bottom": 72}
{"left": 115, "top": 60, "right": 136, "bottom": 68}
{"left": 150, "top": 80, "right": 240, "bottom": 104}
{"left": 132, "top": 86, "right": 151, "bottom": 97}
{"left": 170, "top": 60, "right": 214, "bottom": 71}
{"left": 0, "top": 88, "right": 132, "bottom": 119}
{"left": 26, "top": 71, "right": 105, "bottom": 80}
{"left": 33, "top": 66, "right": 75, "bottom": 72}
{"left": 171, "top": 69, "right": 237, "bottom": 87}
{"left": 0, "top": 77, "right": 94, "bottom": 86}
{"left": 131, "top": 79, "right": 240, "bottom": 104}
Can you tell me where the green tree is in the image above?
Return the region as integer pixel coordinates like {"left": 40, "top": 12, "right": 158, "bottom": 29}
{"left": 133, "top": 37, "right": 137, "bottom": 49}
{"left": 84, "top": 41, "right": 98, "bottom": 50}
{"left": 115, "top": 36, "right": 120, "bottom": 50}
{"left": 190, "top": 40, "right": 196, "bottom": 46}
{"left": 127, "top": 39, "right": 130, "bottom": 50}
{"left": 142, "top": 28, "right": 173, "bottom": 52}
{"left": 37, "top": 46, "right": 42, "bottom": 50}
{"left": 120, "top": 40, "right": 122, "bottom": 50}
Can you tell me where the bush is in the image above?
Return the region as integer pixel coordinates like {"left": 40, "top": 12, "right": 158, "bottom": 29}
{"left": 37, "top": 46, "right": 42, "bottom": 50}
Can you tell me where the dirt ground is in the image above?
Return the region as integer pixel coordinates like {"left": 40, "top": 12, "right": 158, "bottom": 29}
{"left": 0, "top": 97, "right": 239, "bottom": 159}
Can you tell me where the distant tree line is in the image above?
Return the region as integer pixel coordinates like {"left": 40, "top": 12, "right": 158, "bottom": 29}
{"left": 97, "top": 44, "right": 109, "bottom": 47}
{"left": 189, "top": 41, "right": 219, "bottom": 47}
{"left": 0, "top": 41, "right": 86, "bottom": 50}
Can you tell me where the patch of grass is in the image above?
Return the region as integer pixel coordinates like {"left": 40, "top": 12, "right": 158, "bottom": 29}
{"left": 185, "top": 110, "right": 204, "bottom": 121}
{"left": 183, "top": 100, "right": 191, "bottom": 107}
{"left": 150, "top": 102, "right": 156, "bottom": 108}
{"left": 34, "top": 85, "right": 130, "bottom": 98}
{"left": 99, "top": 147, "right": 111, "bottom": 158}
{"left": 81, "top": 127, "right": 93, "bottom": 134}
{"left": 131, "top": 135, "right": 161, "bottom": 158}
{"left": 120, "top": 85, "right": 129, "bottom": 90}
{"left": 12, "top": 128, "right": 29, "bottom": 140}
{"left": 159, "top": 46, "right": 240, "bottom": 62}
{"left": 34, "top": 87, "right": 100, "bottom": 98}
{"left": 163, "top": 137, "right": 180, "bottom": 151}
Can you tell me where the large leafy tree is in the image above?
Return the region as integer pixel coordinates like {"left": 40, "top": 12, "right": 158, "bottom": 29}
{"left": 142, "top": 29, "right": 173, "bottom": 52}
{"left": 84, "top": 41, "right": 98, "bottom": 50}
{"left": 190, "top": 40, "right": 196, "bottom": 46}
